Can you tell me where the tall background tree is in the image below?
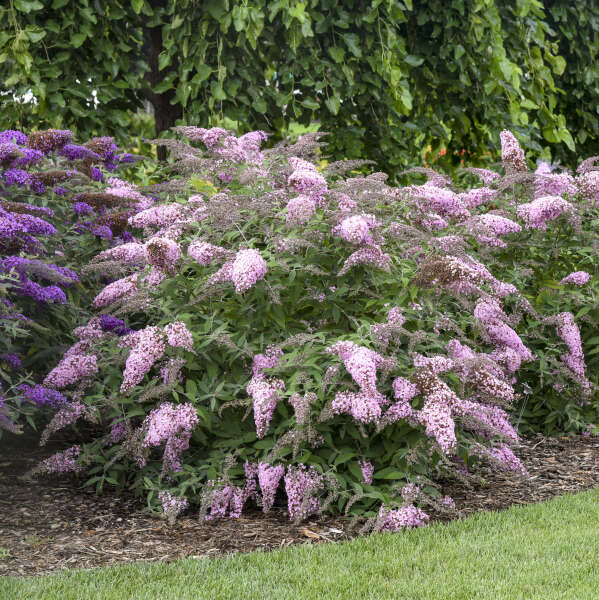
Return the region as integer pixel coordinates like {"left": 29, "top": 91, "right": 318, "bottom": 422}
{"left": 1, "top": 0, "right": 596, "bottom": 173}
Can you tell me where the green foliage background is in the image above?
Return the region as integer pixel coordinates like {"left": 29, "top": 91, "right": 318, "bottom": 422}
{"left": 2, "top": 0, "right": 598, "bottom": 175}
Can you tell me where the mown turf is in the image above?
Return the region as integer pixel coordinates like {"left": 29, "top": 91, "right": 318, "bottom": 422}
{"left": 2, "top": 488, "right": 599, "bottom": 600}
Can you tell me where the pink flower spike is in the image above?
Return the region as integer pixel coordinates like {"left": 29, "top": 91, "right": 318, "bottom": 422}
{"left": 560, "top": 271, "right": 590, "bottom": 286}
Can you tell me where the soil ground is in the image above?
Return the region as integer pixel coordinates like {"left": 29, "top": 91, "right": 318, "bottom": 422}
{"left": 2, "top": 432, "right": 599, "bottom": 576}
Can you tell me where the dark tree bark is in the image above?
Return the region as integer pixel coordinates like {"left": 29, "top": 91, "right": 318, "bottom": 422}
{"left": 143, "top": 2, "right": 182, "bottom": 161}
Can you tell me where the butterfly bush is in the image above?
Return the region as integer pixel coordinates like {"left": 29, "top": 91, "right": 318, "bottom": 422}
{"left": 28, "top": 126, "right": 598, "bottom": 529}
{"left": 0, "top": 127, "right": 144, "bottom": 435}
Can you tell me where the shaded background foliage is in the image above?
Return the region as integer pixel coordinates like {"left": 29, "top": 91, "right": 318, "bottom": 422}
{"left": 1, "top": 0, "right": 597, "bottom": 173}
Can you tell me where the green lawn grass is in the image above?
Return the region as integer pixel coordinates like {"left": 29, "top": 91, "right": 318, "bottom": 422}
{"left": 3, "top": 488, "right": 599, "bottom": 600}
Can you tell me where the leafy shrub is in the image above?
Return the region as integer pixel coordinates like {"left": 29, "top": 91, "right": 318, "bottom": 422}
{"left": 24, "top": 127, "right": 599, "bottom": 529}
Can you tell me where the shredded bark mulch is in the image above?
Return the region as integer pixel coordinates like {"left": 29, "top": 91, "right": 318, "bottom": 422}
{"left": 1, "top": 432, "right": 599, "bottom": 577}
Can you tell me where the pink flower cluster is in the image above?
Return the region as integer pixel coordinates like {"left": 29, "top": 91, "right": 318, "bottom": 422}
{"left": 407, "top": 184, "right": 470, "bottom": 220}
{"left": 96, "top": 242, "right": 146, "bottom": 265}
{"left": 485, "top": 445, "right": 526, "bottom": 474}
{"left": 289, "top": 392, "right": 317, "bottom": 426}
{"left": 337, "top": 193, "right": 358, "bottom": 212}
{"left": 144, "top": 237, "right": 181, "bottom": 273}
{"left": 129, "top": 203, "right": 186, "bottom": 228}
{"left": 333, "top": 214, "right": 377, "bottom": 245}
{"left": 252, "top": 346, "right": 283, "bottom": 376}
{"left": 143, "top": 402, "right": 199, "bottom": 472}
{"left": 417, "top": 398, "right": 456, "bottom": 452}
{"left": 358, "top": 460, "right": 374, "bottom": 485}
{"left": 458, "top": 186, "right": 498, "bottom": 209}
{"left": 392, "top": 376, "right": 418, "bottom": 402}
{"left": 182, "top": 127, "right": 268, "bottom": 164}
{"left": 40, "top": 445, "right": 82, "bottom": 474}
{"left": 188, "top": 241, "right": 230, "bottom": 265}
{"left": 44, "top": 354, "right": 98, "bottom": 389}
{"left": 370, "top": 306, "right": 406, "bottom": 349}
{"left": 400, "top": 483, "right": 420, "bottom": 502}
{"left": 326, "top": 341, "right": 394, "bottom": 423}
{"left": 204, "top": 463, "right": 261, "bottom": 520}
{"left": 413, "top": 354, "right": 454, "bottom": 374}
{"left": 534, "top": 162, "right": 576, "bottom": 198}
{"left": 377, "top": 504, "right": 429, "bottom": 530}
{"left": 421, "top": 213, "right": 448, "bottom": 231}
{"left": 474, "top": 298, "right": 533, "bottom": 362}
{"left": 560, "top": 271, "right": 590, "bottom": 286}
{"left": 500, "top": 130, "right": 527, "bottom": 171}
{"left": 121, "top": 326, "right": 166, "bottom": 394}
{"left": 158, "top": 491, "right": 189, "bottom": 524}
{"left": 284, "top": 464, "right": 323, "bottom": 520}
{"left": 119, "top": 322, "right": 191, "bottom": 394}
{"left": 258, "top": 462, "right": 285, "bottom": 512}
{"left": 92, "top": 275, "right": 137, "bottom": 310}
{"left": 209, "top": 248, "right": 267, "bottom": 294}
{"left": 286, "top": 194, "right": 317, "bottom": 225}
{"left": 287, "top": 157, "right": 327, "bottom": 202}
{"left": 470, "top": 213, "right": 522, "bottom": 247}
{"left": 577, "top": 170, "right": 599, "bottom": 203}
{"left": 516, "top": 195, "right": 574, "bottom": 230}
{"left": 92, "top": 267, "right": 167, "bottom": 309}
{"left": 554, "top": 312, "right": 590, "bottom": 391}
{"left": 105, "top": 185, "right": 150, "bottom": 208}
{"left": 164, "top": 321, "right": 194, "bottom": 352}
{"left": 40, "top": 401, "right": 87, "bottom": 445}
{"left": 105, "top": 421, "right": 128, "bottom": 446}
{"left": 468, "top": 169, "right": 501, "bottom": 185}
{"left": 246, "top": 374, "right": 285, "bottom": 438}
{"left": 458, "top": 398, "right": 518, "bottom": 441}
{"left": 231, "top": 249, "right": 268, "bottom": 293}
{"left": 338, "top": 245, "right": 391, "bottom": 276}
{"left": 206, "top": 483, "right": 247, "bottom": 519}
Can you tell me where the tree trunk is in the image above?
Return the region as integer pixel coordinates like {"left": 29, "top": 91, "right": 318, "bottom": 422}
{"left": 143, "top": 5, "right": 182, "bottom": 162}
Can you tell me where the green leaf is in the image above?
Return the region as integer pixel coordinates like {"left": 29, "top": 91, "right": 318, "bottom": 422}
{"left": 333, "top": 451, "right": 356, "bottom": 466}
{"left": 559, "top": 128, "right": 575, "bottom": 151}
{"left": 301, "top": 98, "right": 320, "bottom": 110}
{"left": 71, "top": 33, "right": 87, "bottom": 49}
{"left": 158, "top": 52, "right": 171, "bottom": 71}
{"left": 15, "top": 0, "right": 44, "bottom": 12}
{"left": 185, "top": 379, "right": 198, "bottom": 399}
{"left": 210, "top": 81, "right": 227, "bottom": 100}
{"left": 542, "top": 128, "right": 558, "bottom": 143}
{"left": 520, "top": 98, "right": 539, "bottom": 110}
{"left": 328, "top": 47, "right": 345, "bottom": 63}
{"left": 252, "top": 96, "right": 267, "bottom": 113}
{"left": 374, "top": 468, "right": 405, "bottom": 480}
{"left": 26, "top": 28, "right": 46, "bottom": 43}
{"left": 51, "top": 0, "right": 69, "bottom": 7}
{"left": 404, "top": 55, "right": 424, "bottom": 67}
{"left": 131, "top": 0, "right": 144, "bottom": 14}
{"left": 453, "top": 45, "right": 466, "bottom": 60}
{"left": 49, "top": 93, "right": 65, "bottom": 108}
{"left": 193, "top": 64, "right": 212, "bottom": 84}
{"left": 325, "top": 96, "right": 340, "bottom": 115}
{"left": 552, "top": 55, "right": 566, "bottom": 75}
{"left": 343, "top": 33, "right": 362, "bottom": 58}
{"left": 171, "top": 15, "right": 184, "bottom": 28}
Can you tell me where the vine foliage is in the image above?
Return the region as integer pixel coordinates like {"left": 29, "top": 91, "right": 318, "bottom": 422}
{"left": 0, "top": 0, "right": 593, "bottom": 173}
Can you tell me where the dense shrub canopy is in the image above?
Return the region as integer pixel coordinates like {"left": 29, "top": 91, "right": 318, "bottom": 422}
{"left": 3, "top": 125, "right": 597, "bottom": 528}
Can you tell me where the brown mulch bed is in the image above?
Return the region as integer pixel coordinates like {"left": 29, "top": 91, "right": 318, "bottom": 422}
{"left": 2, "top": 432, "right": 599, "bottom": 577}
